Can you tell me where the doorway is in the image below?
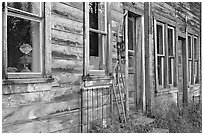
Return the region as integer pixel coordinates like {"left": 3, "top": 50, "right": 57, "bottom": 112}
{"left": 178, "top": 36, "right": 188, "bottom": 104}
{"left": 127, "top": 12, "right": 143, "bottom": 114}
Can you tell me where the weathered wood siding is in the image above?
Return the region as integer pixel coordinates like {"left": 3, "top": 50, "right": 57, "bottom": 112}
{"left": 151, "top": 2, "right": 201, "bottom": 105}
{"left": 2, "top": 2, "right": 83, "bottom": 133}
{"left": 50, "top": 2, "right": 83, "bottom": 132}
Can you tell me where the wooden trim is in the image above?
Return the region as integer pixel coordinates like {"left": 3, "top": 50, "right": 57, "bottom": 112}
{"left": 2, "top": 2, "right": 8, "bottom": 79}
{"left": 141, "top": 16, "right": 146, "bottom": 112}
{"left": 124, "top": 9, "right": 129, "bottom": 114}
{"left": 153, "top": 13, "right": 177, "bottom": 27}
{"left": 3, "top": 2, "right": 51, "bottom": 79}
{"left": 89, "top": 28, "right": 107, "bottom": 35}
{"left": 3, "top": 77, "right": 54, "bottom": 85}
{"left": 106, "top": 2, "right": 112, "bottom": 75}
{"left": 154, "top": 19, "right": 159, "bottom": 91}
{"left": 87, "top": 70, "right": 105, "bottom": 76}
{"left": 44, "top": 2, "right": 52, "bottom": 77}
{"left": 83, "top": 2, "right": 89, "bottom": 75}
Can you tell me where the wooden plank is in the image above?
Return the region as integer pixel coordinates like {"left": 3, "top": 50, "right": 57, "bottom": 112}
{"left": 51, "top": 2, "right": 83, "bottom": 23}
{"left": 106, "top": 2, "right": 113, "bottom": 75}
{"left": 44, "top": 2, "right": 52, "bottom": 78}
{"left": 52, "top": 59, "right": 83, "bottom": 72}
{"left": 124, "top": 9, "right": 129, "bottom": 115}
{"left": 51, "top": 29, "right": 83, "bottom": 46}
{"left": 2, "top": 2, "right": 8, "bottom": 79}
{"left": 51, "top": 14, "right": 83, "bottom": 36}
{"left": 111, "top": 2, "right": 123, "bottom": 13}
{"left": 61, "top": 2, "right": 83, "bottom": 10}
{"left": 2, "top": 82, "right": 52, "bottom": 95}
{"left": 111, "top": 9, "right": 123, "bottom": 23}
{"left": 83, "top": 2, "right": 89, "bottom": 75}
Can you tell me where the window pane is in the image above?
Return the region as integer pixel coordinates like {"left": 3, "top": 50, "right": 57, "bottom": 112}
{"left": 7, "top": 16, "right": 41, "bottom": 73}
{"left": 194, "top": 37, "right": 197, "bottom": 59}
{"left": 188, "top": 35, "right": 192, "bottom": 59}
{"left": 89, "top": 32, "right": 104, "bottom": 70}
{"left": 194, "top": 61, "right": 199, "bottom": 83}
{"left": 128, "top": 17, "right": 134, "bottom": 50}
{"left": 168, "top": 28, "right": 174, "bottom": 56}
{"left": 188, "top": 61, "right": 192, "bottom": 83}
{"left": 168, "top": 58, "right": 173, "bottom": 84}
{"left": 158, "top": 56, "right": 163, "bottom": 85}
{"left": 89, "top": 2, "right": 105, "bottom": 31}
{"left": 157, "top": 24, "right": 164, "bottom": 54}
{"left": 8, "top": 2, "right": 41, "bottom": 16}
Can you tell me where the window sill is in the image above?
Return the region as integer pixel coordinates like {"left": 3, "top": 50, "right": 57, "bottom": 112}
{"left": 2, "top": 77, "right": 54, "bottom": 85}
{"left": 82, "top": 73, "right": 113, "bottom": 81}
{"left": 156, "top": 87, "right": 178, "bottom": 96}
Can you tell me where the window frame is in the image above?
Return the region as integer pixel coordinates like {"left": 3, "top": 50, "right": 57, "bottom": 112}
{"left": 155, "top": 20, "right": 165, "bottom": 88}
{"left": 84, "top": 2, "right": 108, "bottom": 76}
{"left": 167, "top": 26, "right": 175, "bottom": 86}
{"left": 2, "top": 2, "right": 52, "bottom": 80}
{"left": 193, "top": 36, "right": 199, "bottom": 84}
{"left": 187, "top": 34, "right": 193, "bottom": 84}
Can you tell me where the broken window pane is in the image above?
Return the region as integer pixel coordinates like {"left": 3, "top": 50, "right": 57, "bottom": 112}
{"left": 7, "top": 15, "right": 41, "bottom": 73}
{"left": 7, "top": 2, "right": 41, "bottom": 16}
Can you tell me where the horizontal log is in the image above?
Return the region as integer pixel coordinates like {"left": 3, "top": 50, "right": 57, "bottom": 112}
{"left": 2, "top": 100, "right": 80, "bottom": 125}
{"left": 51, "top": 29, "right": 83, "bottom": 46}
{"left": 3, "top": 109, "right": 80, "bottom": 133}
{"left": 2, "top": 83, "right": 52, "bottom": 95}
{"left": 51, "top": 44, "right": 83, "bottom": 60}
{"left": 61, "top": 2, "right": 83, "bottom": 10}
{"left": 52, "top": 57, "right": 82, "bottom": 68}
{"left": 51, "top": 14, "right": 83, "bottom": 36}
{"left": 51, "top": 2, "right": 83, "bottom": 23}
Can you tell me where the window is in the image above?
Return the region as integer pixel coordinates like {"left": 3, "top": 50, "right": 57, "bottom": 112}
{"left": 188, "top": 35, "right": 193, "bottom": 83}
{"left": 84, "top": 2, "right": 108, "bottom": 74}
{"left": 155, "top": 20, "right": 176, "bottom": 90}
{"left": 2, "top": 2, "right": 51, "bottom": 79}
{"left": 155, "top": 22, "right": 165, "bottom": 87}
{"left": 193, "top": 36, "right": 199, "bottom": 84}
{"left": 167, "top": 26, "right": 175, "bottom": 85}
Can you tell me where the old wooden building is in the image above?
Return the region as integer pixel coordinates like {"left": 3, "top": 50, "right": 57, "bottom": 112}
{"left": 2, "top": 2, "right": 201, "bottom": 133}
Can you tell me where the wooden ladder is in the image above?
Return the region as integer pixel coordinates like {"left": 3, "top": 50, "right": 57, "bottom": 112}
{"left": 112, "top": 12, "right": 128, "bottom": 123}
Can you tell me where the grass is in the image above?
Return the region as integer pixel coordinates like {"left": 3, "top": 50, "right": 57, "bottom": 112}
{"left": 150, "top": 100, "right": 202, "bottom": 133}
{"left": 89, "top": 101, "right": 202, "bottom": 133}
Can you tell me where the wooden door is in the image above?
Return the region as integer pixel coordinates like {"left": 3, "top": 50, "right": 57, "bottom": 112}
{"left": 127, "top": 15, "right": 136, "bottom": 114}
{"left": 178, "top": 37, "right": 188, "bottom": 104}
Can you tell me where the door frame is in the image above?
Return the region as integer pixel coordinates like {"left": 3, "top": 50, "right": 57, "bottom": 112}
{"left": 178, "top": 36, "right": 188, "bottom": 104}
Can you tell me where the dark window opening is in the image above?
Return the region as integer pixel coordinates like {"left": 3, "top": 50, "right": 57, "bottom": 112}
{"left": 157, "top": 24, "right": 163, "bottom": 55}
{"left": 188, "top": 35, "right": 192, "bottom": 59}
{"left": 168, "top": 28, "right": 173, "bottom": 56}
{"left": 7, "top": 15, "right": 41, "bottom": 73}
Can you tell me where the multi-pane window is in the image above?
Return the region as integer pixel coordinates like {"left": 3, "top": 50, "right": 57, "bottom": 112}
{"left": 188, "top": 35, "right": 193, "bottom": 83}
{"left": 155, "top": 20, "right": 176, "bottom": 89}
{"left": 4, "top": 2, "right": 44, "bottom": 74}
{"left": 167, "top": 26, "right": 175, "bottom": 85}
{"left": 155, "top": 22, "right": 165, "bottom": 87}
{"left": 193, "top": 36, "right": 199, "bottom": 84}
{"left": 88, "top": 2, "right": 107, "bottom": 70}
